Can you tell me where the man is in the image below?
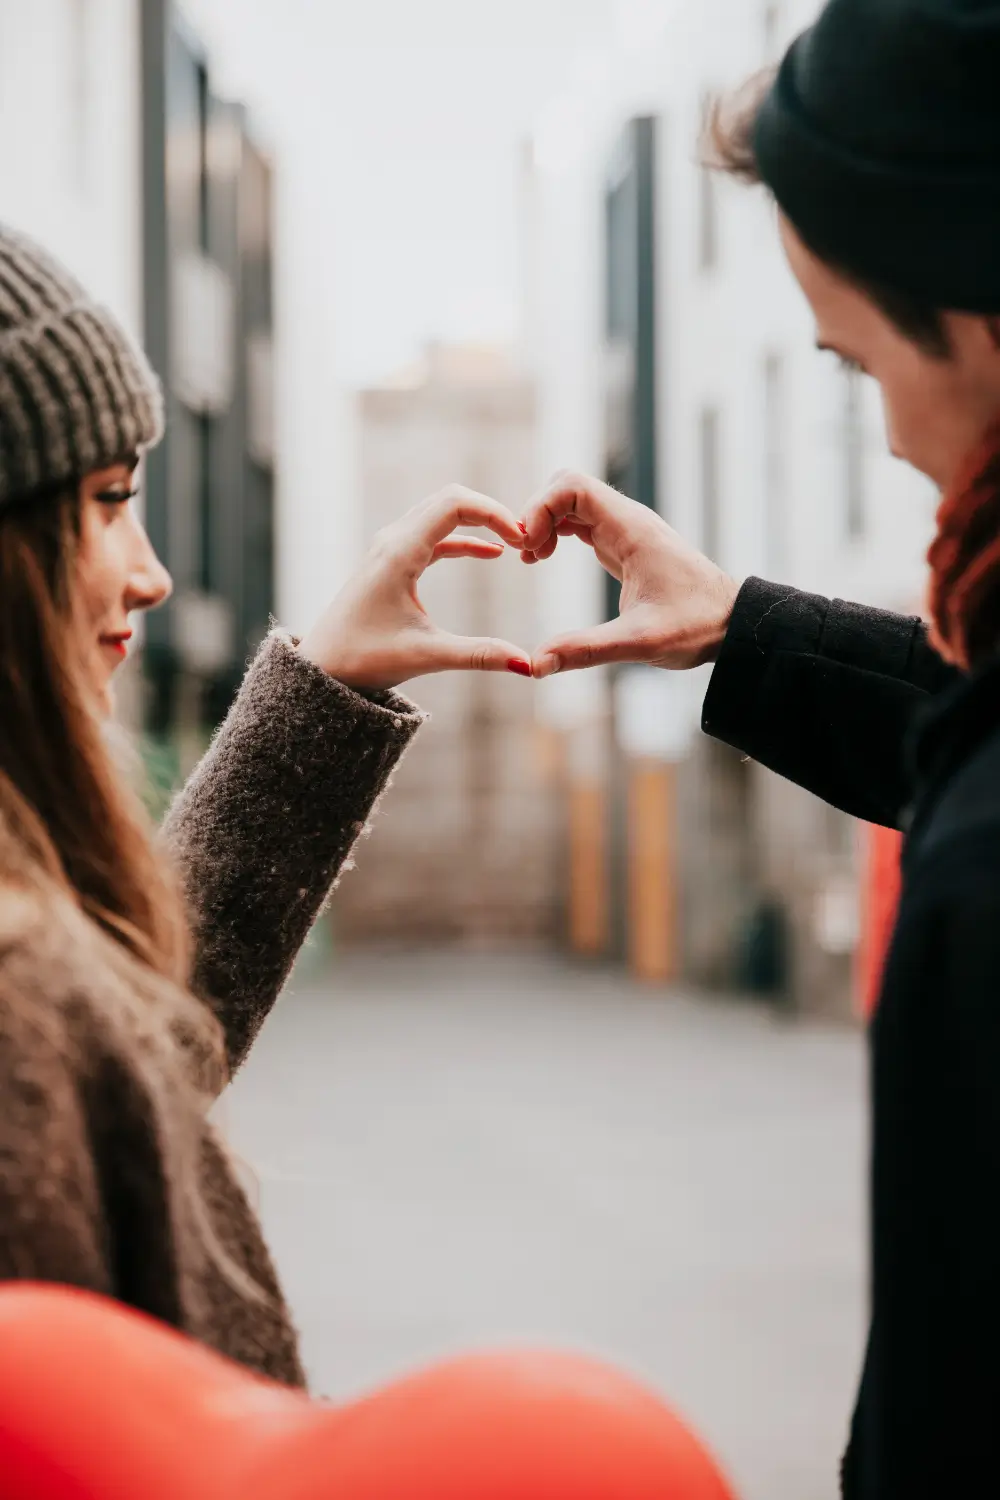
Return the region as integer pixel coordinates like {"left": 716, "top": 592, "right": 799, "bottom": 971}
{"left": 520, "top": 2, "right": 1000, "bottom": 1494}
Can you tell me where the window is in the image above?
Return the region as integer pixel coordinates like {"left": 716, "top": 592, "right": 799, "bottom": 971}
{"left": 697, "top": 92, "right": 718, "bottom": 271}
{"left": 763, "top": 352, "right": 787, "bottom": 576}
{"left": 603, "top": 117, "right": 658, "bottom": 621}
{"left": 698, "top": 167, "right": 718, "bottom": 271}
{"left": 763, "top": 3, "right": 783, "bottom": 61}
{"left": 700, "top": 406, "right": 721, "bottom": 561}
{"left": 843, "top": 368, "right": 866, "bottom": 540}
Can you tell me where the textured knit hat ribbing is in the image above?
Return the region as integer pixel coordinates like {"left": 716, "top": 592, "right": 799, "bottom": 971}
{"left": 0, "top": 225, "right": 164, "bottom": 507}
{"left": 753, "top": 0, "right": 1000, "bottom": 311}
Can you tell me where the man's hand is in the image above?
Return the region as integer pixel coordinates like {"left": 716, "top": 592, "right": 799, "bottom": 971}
{"left": 520, "top": 471, "right": 739, "bottom": 678}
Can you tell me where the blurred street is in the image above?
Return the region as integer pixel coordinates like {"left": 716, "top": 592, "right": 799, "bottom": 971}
{"left": 225, "top": 951, "right": 867, "bottom": 1500}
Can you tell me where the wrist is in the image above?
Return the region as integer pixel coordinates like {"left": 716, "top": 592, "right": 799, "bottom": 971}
{"left": 698, "top": 575, "right": 740, "bottom": 664}
{"left": 296, "top": 635, "right": 387, "bottom": 694}
{"left": 657, "top": 574, "right": 739, "bottom": 668}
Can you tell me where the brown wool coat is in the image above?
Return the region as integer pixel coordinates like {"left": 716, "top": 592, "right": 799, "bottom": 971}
{"left": 0, "top": 632, "right": 423, "bottom": 1388}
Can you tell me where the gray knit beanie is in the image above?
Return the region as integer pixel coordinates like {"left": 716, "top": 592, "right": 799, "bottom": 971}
{"left": 0, "top": 225, "right": 164, "bottom": 507}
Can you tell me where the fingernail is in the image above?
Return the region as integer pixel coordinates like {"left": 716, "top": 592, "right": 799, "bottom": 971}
{"left": 517, "top": 522, "right": 528, "bottom": 536}
{"left": 507, "top": 659, "right": 532, "bottom": 677}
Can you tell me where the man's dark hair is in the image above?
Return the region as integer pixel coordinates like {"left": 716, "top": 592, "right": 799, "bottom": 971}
{"left": 703, "top": 71, "right": 952, "bottom": 360}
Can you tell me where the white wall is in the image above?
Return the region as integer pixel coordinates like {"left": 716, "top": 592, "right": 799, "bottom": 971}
{"left": 0, "top": 0, "right": 147, "bottom": 718}
{"left": 267, "top": 169, "right": 356, "bottom": 639}
{"left": 0, "top": 0, "right": 143, "bottom": 332}
{"left": 525, "top": 0, "right": 936, "bottom": 733}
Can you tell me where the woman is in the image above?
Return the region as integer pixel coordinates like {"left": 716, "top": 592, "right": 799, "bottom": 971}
{"left": 0, "top": 221, "right": 536, "bottom": 1383}
{"left": 520, "top": 1, "right": 1000, "bottom": 1494}
{"left": 0, "top": 223, "right": 738, "bottom": 1500}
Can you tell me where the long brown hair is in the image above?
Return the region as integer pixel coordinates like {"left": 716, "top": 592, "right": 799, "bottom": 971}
{"left": 0, "top": 485, "right": 268, "bottom": 1306}
{"left": 0, "top": 487, "right": 191, "bottom": 977}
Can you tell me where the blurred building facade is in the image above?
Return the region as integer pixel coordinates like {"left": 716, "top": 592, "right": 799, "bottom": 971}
{"left": 331, "top": 344, "right": 560, "bottom": 946}
{"left": 0, "top": 0, "right": 277, "bottom": 769}
{"left": 141, "top": 3, "right": 277, "bottom": 765}
{"left": 524, "top": 0, "right": 935, "bottom": 1017}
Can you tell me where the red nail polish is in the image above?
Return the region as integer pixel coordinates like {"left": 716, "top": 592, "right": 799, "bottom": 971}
{"left": 517, "top": 523, "right": 527, "bottom": 535}
{"left": 507, "top": 659, "right": 532, "bottom": 677}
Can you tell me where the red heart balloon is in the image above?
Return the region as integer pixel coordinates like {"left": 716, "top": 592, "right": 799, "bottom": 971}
{"left": 0, "top": 1285, "right": 737, "bottom": 1500}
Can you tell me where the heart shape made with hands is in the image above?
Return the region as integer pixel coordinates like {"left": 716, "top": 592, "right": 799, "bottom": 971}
{"left": 302, "top": 479, "right": 717, "bottom": 690}
{"left": 0, "top": 1284, "right": 736, "bottom": 1500}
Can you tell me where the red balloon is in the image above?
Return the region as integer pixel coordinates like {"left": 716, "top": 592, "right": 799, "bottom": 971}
{"left": 0, "top": 1285, "right": 737, "bottom": 1500}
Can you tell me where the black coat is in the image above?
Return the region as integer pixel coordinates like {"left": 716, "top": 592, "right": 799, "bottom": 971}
{"left": 703, "top": 577, "right": 1000, "bottom": 1500}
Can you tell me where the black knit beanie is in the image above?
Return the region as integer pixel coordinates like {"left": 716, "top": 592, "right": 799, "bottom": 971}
{"left": 754, "top": 0, "right": 1000, "bottom": 311}
{"left": 0, "top": 225, "right": 164, "bottom": 508}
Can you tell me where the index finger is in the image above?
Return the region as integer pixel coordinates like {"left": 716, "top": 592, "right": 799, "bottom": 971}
{"left": 520, "top": 472, "right": 633, "bottom": 552}
{"left": 402, "top": 486, "right": 525, "bottom": 555}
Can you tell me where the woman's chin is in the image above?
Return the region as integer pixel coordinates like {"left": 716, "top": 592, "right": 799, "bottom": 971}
{"left": 90, "top": 647, "right": 124, "bottom": 716}
{"left": 88, "top": 666, "right": 116, "bottom": 719}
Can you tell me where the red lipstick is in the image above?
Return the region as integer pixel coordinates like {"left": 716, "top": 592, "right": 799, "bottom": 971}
{"left": 101, "top": 630, "right": 133, "bottom": 661}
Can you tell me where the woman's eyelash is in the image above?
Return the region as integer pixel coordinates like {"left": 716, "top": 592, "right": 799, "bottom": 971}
{"left": 95, "top": 488, "right": 140, "bottom": 504}
{"left": 837, "top": 355, "right": 864, "bottom": 374}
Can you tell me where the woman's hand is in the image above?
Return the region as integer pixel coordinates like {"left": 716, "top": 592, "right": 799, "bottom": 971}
{"left": 520, "top": 471, "right": 740, "bottom": 678}
{"left": 299, "top": 486, "right": 532, "bottom": 692}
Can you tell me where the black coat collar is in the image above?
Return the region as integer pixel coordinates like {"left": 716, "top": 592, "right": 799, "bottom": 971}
{"left": 904, "top": 653, "right": 1000, "bottom": 851}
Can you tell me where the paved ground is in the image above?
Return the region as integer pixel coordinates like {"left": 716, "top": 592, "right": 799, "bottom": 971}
{"left": 223, "top": 950, "right": 867, "bottom": 1500}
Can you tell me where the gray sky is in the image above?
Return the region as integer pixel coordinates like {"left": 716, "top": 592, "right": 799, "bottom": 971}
{"left": 184, "top": 0, "right": 613, "bottom": 385}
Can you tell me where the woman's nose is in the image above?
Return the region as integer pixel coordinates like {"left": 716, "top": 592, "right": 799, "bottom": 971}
{"left": 126, "top": 533, "right": 174, "bottom": 613}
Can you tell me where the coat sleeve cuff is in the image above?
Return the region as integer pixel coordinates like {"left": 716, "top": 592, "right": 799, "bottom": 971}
{"left": 702, "top": 577, "right": 928, "bottom": 744}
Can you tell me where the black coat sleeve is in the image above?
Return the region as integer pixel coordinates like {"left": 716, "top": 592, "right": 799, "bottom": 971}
{"left": 702, "top": 578, "right": 959, "bottom": 829}
{"left": 852, "top": 829, "right": 1000, "bottom": 1497}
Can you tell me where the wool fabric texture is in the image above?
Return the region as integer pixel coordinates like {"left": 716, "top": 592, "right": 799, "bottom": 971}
{"left": 0, "top": 630, "right": 423, "bottom": 1386}
{"left": 0, "top": 225, "right": 164, "bottom": 506}
{"left": 754, "top": 0, "right": 1000, "bottom": 310}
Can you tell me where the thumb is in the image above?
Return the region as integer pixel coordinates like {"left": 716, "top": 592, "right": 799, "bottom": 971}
{"left": 532, "top": 613, "right": 659, "bottom": 678}
{"left": 429, "top": 633, "right": 533, "bottom": 675}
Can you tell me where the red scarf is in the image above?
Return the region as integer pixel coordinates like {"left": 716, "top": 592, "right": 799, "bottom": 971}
{"left": 927, "top": 422, "right": 1000, "bottom": 672}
